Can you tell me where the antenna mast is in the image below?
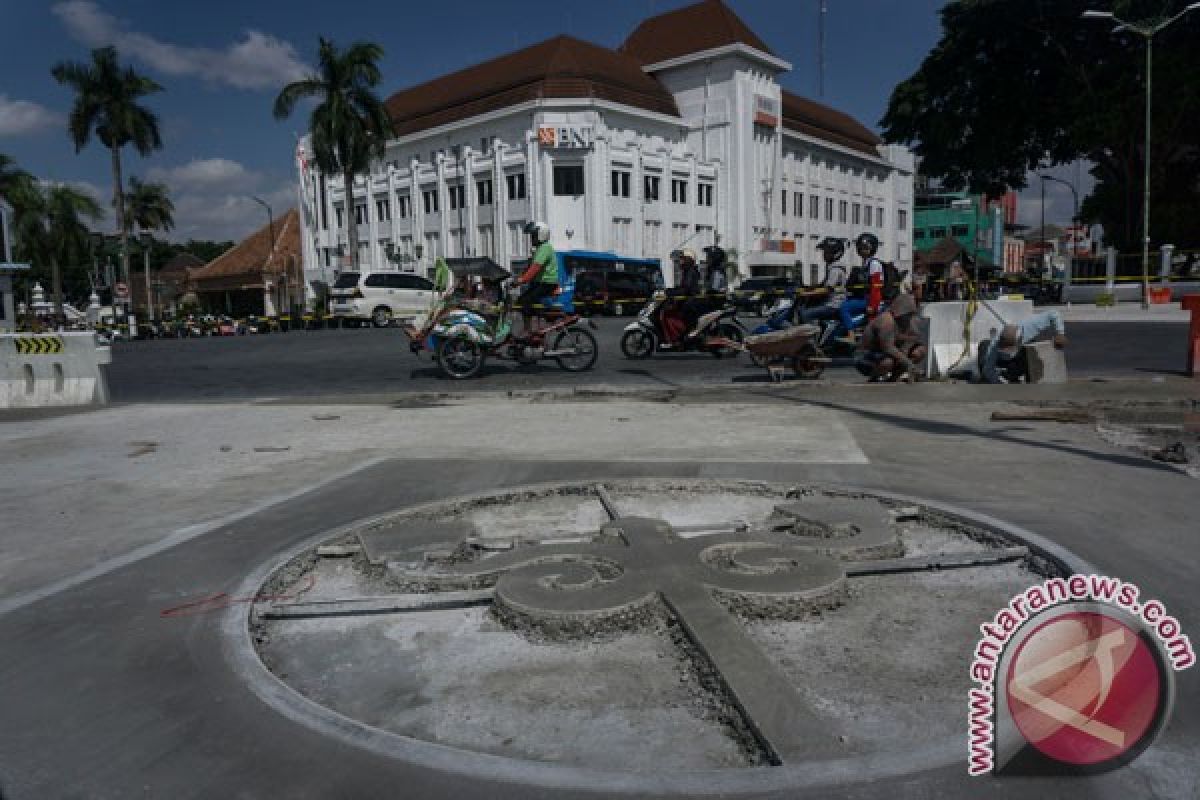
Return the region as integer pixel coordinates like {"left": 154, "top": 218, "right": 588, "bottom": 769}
{"left": 817, "top": 0, "right": 827, "bottom": 98}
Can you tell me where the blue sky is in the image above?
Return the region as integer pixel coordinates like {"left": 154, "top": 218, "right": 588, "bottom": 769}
{"left": 2, "top": 0, "right": 1068, "bottom": 242}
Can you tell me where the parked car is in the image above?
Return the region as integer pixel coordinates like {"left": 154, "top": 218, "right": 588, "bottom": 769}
{"left": 330, "top": 271, "right": 436, "bottom": 327}
{"left": 575, "top": 269, "right": 656, "bottom": 315}
{"left": 731, "top": 277, "right": 796, "bottom": 316}
{"left": 215, "top": 317, "right": 240, "bottom": 336}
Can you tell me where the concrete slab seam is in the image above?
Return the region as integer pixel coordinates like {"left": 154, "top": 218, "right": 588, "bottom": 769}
{"left": 0, "top": 454, "right": 393, "bottom": 616}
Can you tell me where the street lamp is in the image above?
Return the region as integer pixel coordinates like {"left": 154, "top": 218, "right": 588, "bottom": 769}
{"left": 1040, "top": 175, "right": 1079, "bottom": 302}
{"left": 139, "top": 231, "right": 154, "bottom": 322}
{"left": 1083, "top": 2, "right": 1200, "bottom": 308}
{"left": 252, "top": 196, "right": 277, "bottom": 309}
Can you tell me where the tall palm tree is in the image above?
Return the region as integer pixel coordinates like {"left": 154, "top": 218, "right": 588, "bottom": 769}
{"left": 52, "top": 46, "right": 163, "bottom": 298}
{"left": 125, "top": 176, "right": 174, "bottom": 317}
{"left": 12, "top": 184, "right": 101, "bottom": 316}
{"left": 273, "top": 37, "right": 393, "bottom": 270}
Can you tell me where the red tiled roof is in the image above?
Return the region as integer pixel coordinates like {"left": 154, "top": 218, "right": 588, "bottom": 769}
{"left": 385, "top": 35, "right": 679, "bottom": 136}
{"left": 620, "top": 0, "right": 774, "bottom": 65}
{"left": 190, "top": 208, "right": 300, "bottom": 289}
{"left": 781, "top": 90, "right": 882, "bottom": 157}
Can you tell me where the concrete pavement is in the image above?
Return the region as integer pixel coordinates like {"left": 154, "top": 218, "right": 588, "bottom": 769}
{"left": 1, "top": 379, "right": 1198, "bottom": 798}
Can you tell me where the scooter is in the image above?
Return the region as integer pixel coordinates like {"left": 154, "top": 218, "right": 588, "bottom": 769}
{"left": 620, "top": 291, "right": 744, "bottom": 359}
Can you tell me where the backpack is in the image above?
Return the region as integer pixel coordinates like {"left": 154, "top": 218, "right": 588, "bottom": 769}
{"left": 846, "top": 265, "right": 867, "bottom": 298}
{"left": 882, "top": 261, "right": 905, "bottom": 301}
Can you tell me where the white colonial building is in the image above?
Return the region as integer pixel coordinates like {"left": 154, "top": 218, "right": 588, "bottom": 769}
{"left": 296, "top": 0, "right": 914, "bottom": 291}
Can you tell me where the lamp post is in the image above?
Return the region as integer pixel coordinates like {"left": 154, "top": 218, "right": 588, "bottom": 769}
{"left": 139, "top": 231, "right": 154, "bottom": 321}
{"left": 1040, "top": 174, "right": 1079, "bottom": 303}
{"left": 252, "top": 196, "right": 277, "bottom": 308}
{"left": 1083, "top": 3, "right": 1200, "bottom": 309}
{"left": 88, "top": 231, "right": 106, "bottom": 291}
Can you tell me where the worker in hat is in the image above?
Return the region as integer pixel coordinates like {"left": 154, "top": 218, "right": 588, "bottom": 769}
{"left": 855, "top": 292, "right": 926, "bottom": 382}
{"left": 977, "top": 310, "right": 1067, "bottom": 383}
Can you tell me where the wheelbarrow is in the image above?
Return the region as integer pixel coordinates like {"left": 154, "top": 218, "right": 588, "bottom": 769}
{"left": 736, "top": 324, "right": 831, "bottom": 382}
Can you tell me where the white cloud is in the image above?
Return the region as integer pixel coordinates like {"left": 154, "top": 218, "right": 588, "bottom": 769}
{"left": 1016, "top": 161, "right": 1096, "bottom": 228}
{"left": 52, "top": 1, "right": 309, "bottom": 91}
{"left": 0, "top": 95, "right": 62, "bottom": 136}
{"left": 147, "top": 158, "right": 261, "bottom": 192}
{"left": 143, "top": 156, "right": 293, "bottom": 241}
{"left": 170, "top": 183, "right": 295, "bottom": 242}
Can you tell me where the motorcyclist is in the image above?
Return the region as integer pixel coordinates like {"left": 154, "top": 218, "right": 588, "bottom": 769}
{"left": 840, "top": 232, "right": 885, "bottom": 341}
{"left": 513, "top": 220, "right": 557, "bottom": 334}
{"left": 671, "top": 249, "right": 704, "bottom": 336}
{"left": 703, "top": 244, "right": 728, "bottom": 294}
{"left": 802, "top": 237, "right": 849, "bottom": 330}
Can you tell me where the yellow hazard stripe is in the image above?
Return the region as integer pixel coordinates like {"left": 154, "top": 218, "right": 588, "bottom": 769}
{"left": 13, "top": 336, "right": 64, "bottom": 355}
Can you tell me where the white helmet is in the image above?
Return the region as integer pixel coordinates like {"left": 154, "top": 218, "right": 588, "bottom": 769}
{"left": 524, "top": 220, "right": 550, "bottom": 245}
{"left": 681, "top": 249, "right": 697, "bottom": 263}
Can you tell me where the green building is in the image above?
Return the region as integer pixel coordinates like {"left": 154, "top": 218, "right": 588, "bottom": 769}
{"left": 913, "top": 187, "right": 996, "bottom": 263}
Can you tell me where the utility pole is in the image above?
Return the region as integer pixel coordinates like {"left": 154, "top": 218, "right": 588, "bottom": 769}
{"left": 1040, "top": 174, "right": 1078, "bottom": 303}
{"left": 817, "top": 0, "right": 827, "bottom": 98}
{"left": 1084, "top": 3, "right": 1200, "bottom": 308}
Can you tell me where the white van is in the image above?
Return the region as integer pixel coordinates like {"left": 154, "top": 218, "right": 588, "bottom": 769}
{"left": 330, "top": 271, "right": 436, "bottom": 327}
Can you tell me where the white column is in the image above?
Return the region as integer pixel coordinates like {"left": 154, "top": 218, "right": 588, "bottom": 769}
{"left": 688, "top": 152, "right": 698, "bottom": 243}
{"left": 462, "top": 146, "right": 477, "bottom": 257}
{"left": 436, "top": 153, "right": 448, "bottom": 258}
{"left": 494, "top": 143, "right": 508, "bottom": 264}
{"left": 632, "top": 143, "right": 644, "bottom": 257}
{"left": 525, "top": 130, "right": 541, "bottom": 224}
{"left": 411, "top": 158, "right": 424, "bottom": 270}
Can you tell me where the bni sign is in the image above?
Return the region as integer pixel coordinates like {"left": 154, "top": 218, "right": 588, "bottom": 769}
{"left": 537, "top": 125, "right": 594, "bottom": 149}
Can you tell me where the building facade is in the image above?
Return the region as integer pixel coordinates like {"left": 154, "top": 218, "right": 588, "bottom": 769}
{"left": 296, "top": 0, "right": 914, "bottom": 293}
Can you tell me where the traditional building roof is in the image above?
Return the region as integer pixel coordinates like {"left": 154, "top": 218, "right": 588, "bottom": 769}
{"left": 781, "top": 91, "right": 882, "bottom": 157}
{"left": 620, "top": 0, "right": 774, "bottom": 65}
{"left": 386, "top": 35, "right": 679, "bottom": 136}
{"left": 160, "top": 252, "right": 205, "bottom": 275}
{"left": 190, "top": 208, "right": 301, "bottom": 291}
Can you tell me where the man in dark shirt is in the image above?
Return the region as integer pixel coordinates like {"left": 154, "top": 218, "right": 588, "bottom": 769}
{"left": 855, "top": 293, "right": 926, "bottom": 382}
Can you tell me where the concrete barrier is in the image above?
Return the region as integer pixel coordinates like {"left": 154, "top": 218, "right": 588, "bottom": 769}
{"left": 1024, "top": 341, "right": 1068, "bottom": 384}
{"left": 1, "top": 332, "right": 111, "bottom": 409}
{"left": 920, "top": 299, "right": 1033, "bottom": 380}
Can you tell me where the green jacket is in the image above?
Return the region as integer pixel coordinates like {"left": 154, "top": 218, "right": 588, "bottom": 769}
{"left": 532, "top": 242, "right": 557, "bottom": 284}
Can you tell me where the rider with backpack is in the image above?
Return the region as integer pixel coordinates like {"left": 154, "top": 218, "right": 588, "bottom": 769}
{"left": 839, "top": 233, "right": 887, "bottom": 340}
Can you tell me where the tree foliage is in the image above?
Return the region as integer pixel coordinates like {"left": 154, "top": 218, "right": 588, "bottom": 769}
{"left": 10, "top": 183, "right": 101, "bottom": 313}
{"left": 882, "top": 0, "right": 1200, "bottom": 249}
{"left": 125, "top": 176, "right": 175, "bottom": 236}
{"left": 273, "top": 38, "right": 393, "bottom": 268}
{"left": 52, "top": 46, "right": 164, "bottom": 281}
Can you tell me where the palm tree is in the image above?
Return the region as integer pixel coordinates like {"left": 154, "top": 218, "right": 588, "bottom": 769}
{"left": 125, "top": 176, "right": 174, "bottom": 317}
{"left": 273, "top": 37, "right": 393, "bottom": 270}
{"left": 125, "top": 177, "right": 175, "bottom": 235}
{"left": 0, "top": 153, "right": 34, "bottom": 204}
{"left": 52, "top": 46, "right": 163, "bottom": 301}
{"left": 12, "top": 184, "right": 101, "bottom": 316}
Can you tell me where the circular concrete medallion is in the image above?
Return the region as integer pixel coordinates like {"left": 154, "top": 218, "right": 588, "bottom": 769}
{"left": 227, "top": 480, "right": 1088, "bottom": 795}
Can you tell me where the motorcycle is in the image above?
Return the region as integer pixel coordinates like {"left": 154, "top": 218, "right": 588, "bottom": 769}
{"left": 403, "top": 257, "right": 599, "bottom": 380}
{"left": 620, "top": 290, "right": 744, "bottom": 359}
